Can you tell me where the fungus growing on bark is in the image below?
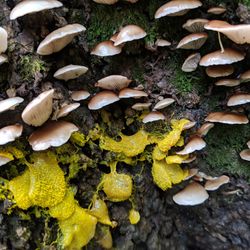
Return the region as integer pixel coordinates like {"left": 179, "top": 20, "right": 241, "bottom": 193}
{"left": 142, "top": 111, "right": 165, "bottom": 123}
{"left": 204, "top": 175, "right": 230, "bottom": 191}
{"left": 205, "top": 112, "right": 249, "bottom": 124}
{"left": 119, "top": 88, "right": 148, "bottom": 98}
{"left": 205, "top": 65, "right": 234, "bottom": 78}
{"left": 131, "top": 102, "right": 151, "bottom": 111}
{"left": 71, "top": 90, "right": 90, "bottom": 101}
{"left": 215, "top": 79, "right": 240, "bottom": 87}
{"left": 56, "top": 103, "right": 80, "bottom": 119}
{"left": 177, "top": 33, "right": 208, "bottom": 50}
{"left": 95, "top": 75, "right": 132, "bottom": 90}
{"left": 54, "top": 65, "right": 88, "bottom": 81}
{"left": 0, "top": 27, "right": 8, "bottom": 53}
{"left": 0, "top": 97, "right": 24, "bottom": 113}
{"left": 182, "top": 19, "right": 209, "bottom": 33}
{"left": 207, "top": 6, "right": 226, "bottom": 15}
{"left": 196, "top": 123, "right": 214, "bottom": 137}
{"left": 227, "top": 93, "right": 250, "bottom": 106}
{"left": 176, "top": 136, "right": 206, "bottom": 155}
{"left": 91, "top": 41, "right": 122, "bottom": 56}
{"left": 154, "top": 98, "right": 175, "bottom": 110}
{"left": 0, "top": 124, "right": 23, "bottom": 145}
{"left": 182, "top": 53, "right": 201, "bottom": 72}
{"left": 155, "top": 39, "right": 171, "bottom": 47}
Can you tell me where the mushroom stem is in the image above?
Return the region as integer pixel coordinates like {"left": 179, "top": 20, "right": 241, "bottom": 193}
{"left": 218, "top": 32, "right": 224, "bottom": 53}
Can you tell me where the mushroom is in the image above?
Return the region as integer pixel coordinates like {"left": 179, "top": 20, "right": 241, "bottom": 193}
{"left": 0, "top": 124, "right": 23, "bottom": 145}
{"left": 205, "top": 112, "right": 249, "bottom": 124}
{"left": 227, "top": 93, "right": 250, "bottom": 106}
{"left": 0, "top": 97, "right": 24, "bottom": 113}
{"left": 199, "top": 48, "right": 245, "bottom": 66}
{"left": 71, "top": 90, "right": 90, "bottom": 101}
{"left": 155, "top": 39, "right": 171, "bottom": 47}
{"left": 183, "top": 121, "right": 196, "bottom": 130}
{"left": 207, "top": 6, "right": 226, "bottom": 15}
{"left": 205, "top": 65, "right": 234, "bottom": 78}
{"left": 56, "top": 103, "right": 80, "bottom": 119}
{"left": 142, "top": 111, "right": 165, "bottom": 123}
{"left": 95, "top": 75, "right": 132, "bottom": 91}
{"left": 21, "top": 89, "right": 54, "bottom": 126}
{"left": 0, "top": 55, "right": 8, "bottom": 65}
{"left": 184, "top": 168, "right": 199, "bottom": 180}
{"left": 153, "top": 98, "right": 175, "bottom": 110}
{"left": 37, "top": 24, "right": 86, "bottom": 55}
{"left": 10, "top": 0, "right": 63, "bottom": 20}
{"left": 205, "top": 175, "right": 230, "bottom": 191}
{"left": 176, "top": 136, "right": 206, "bottom": 155}
{"left": 29, "top": 121, "right": 78, "bottom": 151}
{"left": 240, "top": 149, "right": 250, "bottom": 161}
{"left": 93, "top": 0, "right": 118, "bottom": 4}
{"left": 173, "top": 182, "right": 209, "bottom": 206}
{"left": 240, "top": 69, "right": 250, "bottom": 82}
{"left": 247, "top": 140, "right": 250, "bottom": 149}
{"left": 131, "top": 102, "right": 151, "bottom": 111}
{"left": 181, "top": 53, "right": 201, "bottom": 72}
{"left": 53, "top": 65, "right": 88, "bottom": 81}
{"left": 182, "top": 18, "right": 209, "bottom": 33}
{"left": 119, "top": 88, "right": 148, "bottom": 99}
{"left": 0, "top": 155, "right": 13, "bottom": 167}
{"left": 0, "top": 27, "right": 8, "bottom": 53}
{"left": 91, "top": 41, "right": 122, "bottom": 57}
{"left": 155, "top": 0, "right": 202, "bottom": 19}
{"left": 113, "top": 25, "right": 147, "bottom": 46}
{"left": 215, "top": 79, "right": 240, "bottom": 87}
{"left": 88, "top": 91, "right": 119, "bottom": 110}
{"left": 177, "top": 33, "right": 208, "bottom": 50}
{"left": 196, "top": 123, "right": 214, "bottom": 137}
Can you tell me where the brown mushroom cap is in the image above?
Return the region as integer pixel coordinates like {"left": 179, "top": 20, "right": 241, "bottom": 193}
{"left": 177, "top": 33, "right": 208, "bottom": 50}
{"left": 154, "top": 98, "right": 175, "bottom": 110}
{"left": 37, "top": 24, "right": 86, "bottom": 55}
{"left": 240, "top": 69, "right": 250, "bottom": 82}
{"left": 176, "top": 136, "right": 206, "bottom": 155}
{"left": 88, "top": 91, "right": 119, "bottom": 110}
{"left": 182, "top": 53, "right": 201, "bottom": 72}
{"left": 205, "top": 175, "right": 230, "bottom": 191}
{"left": 182, "top": 18, "right": 209, "bottom": 33}
{"left": 0, "top": 27, "right": 8, "bottom": 53}
{"left": 29, "top": 121, "right": 78, "bottom": 151}
{"left": 113, "top": 25, "right": 147, "bottom": 46}
{"left": 206, "top": 65, "right": 234, "bottom": 78}
{"left": 0, "top": 97, "right": 24, "bottom": 113}
{"left": 183, "top": 121, "right": 196, "bottom": 130}
{"left": 155, "top": 0, "right": 202, "bottom": 19}
{"left": 184, "top": 168, "right": 199, "bottom": 180}
{"left": 199, "top": 48, "right": 245, "bottom": 66}
{"left": 207, "top": 6, "right": 226, "bottom": 15}
{"left": 205, "top": 20, "right": 250, "bottom": 44}
{"left": 215, "top": 79, "right": 240, "bottom": 87}
{"left": 119, "top": 88, "right": 148, "bottom": 99}
{"left": 196, "top": 122, "right": 214, "bottom": 136}
{"left": 173, "top": 182, "right": 209, "bottom": 206}
{"left": 53, "top": 65, "right": 88, "bottom": 81}
{"left": 56, "top": 103, "right": 80, "bottom": 119}
{"left": 155, "top": 39, "right": 171, "bottom": 47}
{"left": 240, "top": 149, "right": 250, "bottom": 161}
{"left": 227, "top": 93, "right": 250, "bottom": 106}
{"left": 71, "top": 90, "right": 90, "bottom": 101}
{"left": 21, "top": 89, "right": 54, "bottom": 126}
{"left": 10, "top": 0, "right": 63, "bottom": 20}
{"left": 0, "top": 54, "right": 8, "bottom": 65}
{"left": 205, "top": 112, "right": 249, "bottom": 124}
{"left": 93, "top": 0, "right": 118, "bottom": 4}
{"left": 182, "top": 155, "right": 197, "bottom": 164}
{"left": 91, "top": 41, "right": 122, "bottom": 57}
{"left": 142, "top": 111, "right": 165, "bottom": 123}
{"left": 131, "top": 102, "right": 151, "bottom": 111}
{"left": 247, "top": 140, "right": 250, "bottom": 149}
{"left": 95, "top": 75, "right": 132, "bottom": 90}
{"left": 0, "top": 124, "right": 23, "bottom": 145}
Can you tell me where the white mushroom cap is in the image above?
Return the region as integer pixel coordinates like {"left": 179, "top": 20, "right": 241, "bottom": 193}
{"left": 154, "top": 98, "right": 175, "bottom": 110}
{"left": 95, "top": 75, "right": 132, "bottom": 91}
{"left": 182, "top": 18, "right": 209, "bottom": 33}
{"left": 183, "top": 121, "right": 196, "bottom": 130}
{"left": 10, "top": 0, "right": 63, "bottom": 20}
{"left": 215, "top": 79, "right": 240, "bottom": 87}
{"left": 53, "top": 65, "right": 88, "bottom": 81}
{"left": 91, "top": 41, "right": 122, "bottom": 57}
{"left": 71, "top": 90, "right": 90, "bottom": 101}
{"left": 0, "top": 155, "right": 13, "bottom": 167}
{"left": 21, "top": 89, "right": 54, "bottom": 126}
{"left": 56, "top": 103, "right": 80, "bottom": 119}
{"left": 240, "top": 149, "right": 250, "bottom": 161}
{"left": 176, "top": 136, "right": 206, "bottom": 155}
{"left": 0, "top": 54, "right": 8, "bottom": 65}
{"left": 88, "top": 91, "right": 119, "bottom": 110}
{"left": 247, "top": 140, "right": 250, "bottom": 149}
{"left": 182, "top": 53, "right": 201, "bottom": 72}
{"left": 29, "top": 121, "right": 78, "bottom": 151}
{"left": 207, "top": 6, "right": 226, "bottom": 15}
{"left": 173, "top": 182, "right": 209, "bottom": 206}
{"left": 184, "top": 168, "right": 199, "bottom": 180}
{"left": 131, "top": 102, "right": 151, "bottom": 111}
{"left": 155, "top": 39, "right": 171, "bottom": 47}
{"left": 205, "top": 112, "right": 249, "bottom": 124}
{"left": 119, "top": 88, "right": 148, "bottom": 98}
{"left": 0, "top": 27, "right": 8, "bottom": 53}
{"left": 37, "top": 24, "right": 86, "bottom": 55}
{"left": 93, "top": 0, "right": 118, "bottom": 4}
{"left": 113, "top": 25, "right": 147, "bottom": 46}
{"left": 0, "top": 97, "right": 24, "bottom": 113}
{"left": 205, "top": 175, "right": 230, "bottom": 191}
{"left": 177, "top": 33, "right": 208, "bottom": 50}
{"left": 196, "top": 123, "right": 214, "bottom": 136}
{"left": 0, "top": 124, "right": 23, "bottom": 145}
{"left": 227, "top": 93, "right": 250, "bottom": 106}
{"left": 142, "top": 111, "right": 165, "bottom": 123}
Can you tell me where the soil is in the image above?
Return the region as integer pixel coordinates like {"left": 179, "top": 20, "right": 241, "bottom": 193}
{"left": 0, "top": 0, "right": 249, "bottom": 250}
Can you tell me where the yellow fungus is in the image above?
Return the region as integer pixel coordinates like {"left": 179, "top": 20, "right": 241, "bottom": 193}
{"left": 165, "top": 154, "right": 189, "bottom": 164}
{"left": 59, "top": 205, "right": 97, "bottom": 250}
{"left": 129, "top": 209, "right": 140, "bottom": 224}
{"left": 0, "top": 152, "right": 14, "bottom": 161}
{"left": 175, "top": 136, "right": 185, "bottom": 147}
{"left": 97, "top": 227, "right": 113, "bottom": 249}
{"left": 152, "top": 145, "right": 166, "bottom": 161}
{"left": 70, "top": 131, "right": 87, "bottom": 147}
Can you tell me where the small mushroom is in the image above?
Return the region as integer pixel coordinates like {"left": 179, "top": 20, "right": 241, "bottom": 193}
{"left": 207, "top": 6, "right": 226, "bottom": 15}
{"left": 71, "top": 90, "right": 90, "bottom": 101}
{"left": 247, "top": 140, "right": 250, "bottom": 149}
{"left": 53, "top": 65, "right": 88, "bottom": 81}
{"left": 56, "top": 103, "right": 80, "bottom": 119}
{"left": 10, "top": 0, "right": 63, "bottom": 20}
{"left": 155, "top": 39, "right": 171, "bottom": 47}
{"left": 21, "top": 89, "right": 54, "bottom": 126}
{"left": 37, "top": 24, "right": 86, "bottom": 55}
{"left": 183, "top": 121, "right": 196, "bottom": 130}
{"left": 182, "top": 155, "right": 197, "bottom": 164}
{"left": 184, "top": 168, "right": 199, "bottom": 180}
{"left": 119, "top": 88, "right": 148, "bottom": 99}
{"left": 113, "top": 25, "right": 147, "bottom": 46}
{"left": 176, "top": 136, "right": 206, "bottom": 155}
{"left": 155, "top": 0, "right": 202, "bottom": 19}
{"left": 227, "top": 93, "right": 250, "bottom": 106}
{"left": 0, "top": 97, "right": 24, "bottom": 113}
{"left": 142, "top": 111, "right": 165, "bottom": 123}
{"left": 205, "top": 112, "right": 249, "bottom": 124}
{"left": 205, "top": 65, "right": 234, "bottom": 78}
{"left": 95, "top": 75, "right": 132, "bottom": 91}
{"left": 0, "top": 124, "right": 23, "bottom": 145}
{"left": 173, "top": 182, "right": 209, "bottom": 206}
{"left": 240, "top": 69, "right": 250, "bottom": 82}
{"left": 29, "top": 121, "right": 78, "bottom": 151}
{"left": 215, "top": 79, "right": 240, "bottom": 87}
{"left": 196, "top": 123, "right": 214, "bottom": 136}
{"left": 182, "top": 18, "right": 209, "bottom": 33}
{"left": 91, "top": 41, "right": 122, "bottom": 57}
{"left": 93, "top": 0, "right": 118, "bottom": 4}
{"left": 240, "top": 149, "right": 250, "bottom": 161}
{"left": 131, "top": 102, "right": 151, "bottom": 111}
{"left": 177, "top": 33, "right": 208, "bottom": 50}
{"left": 154, "top": 98, "right": 175, "bottom": 110}
{"left": 0, "top": 55, "right": 8, "bottom": 65}
{"left": 88, "top": 91, "right": 119, "bottom": 110}
{"left": 181, "top": 53, "right": 201, "bottom": 72}
{"left": 0, "top": 27, "right": 8, "bottom": 53}
{"left": 205, "top": 175, "right": 230, "bottom": 191}
{"left": 0, "top": 155, "right": 13, "bottom": 167}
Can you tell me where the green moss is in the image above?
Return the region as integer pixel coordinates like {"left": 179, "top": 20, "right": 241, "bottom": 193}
{"left": 201, "top": 124, "right": 250, "bottom": 180}
{"left": 240, "top": 0, "right": 250, "bottom": 6}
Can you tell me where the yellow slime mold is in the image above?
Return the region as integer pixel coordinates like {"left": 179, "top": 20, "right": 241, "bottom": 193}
{"left": 129, "top": 209, "right": 140, "bottom": 224}
{"left": 165, "top": 154, "right": 189, "bottom": 164}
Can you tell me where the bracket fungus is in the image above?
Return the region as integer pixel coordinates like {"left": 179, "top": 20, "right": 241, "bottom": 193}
{"left": 154, "top": 98, "right": 175, "bottom": 110}
{"left": 142, "top": 111, "right": 165, "bottom": 123}
{"left": 227, "top": 94, "right": 250, "bottom": 106}
{"left": 205, "top": 65, "right": 234, "bottom": 78}
{"left": 207, "top": 6, "right": 226, "bottom": 15}
{"left": 0, "top": 27, "right": 8, "bottom": 54}
{"left": 215, "top": 79, "right": 240, "bottom": 87}
{"left": 71, "top": 90, "right": 90, "bottom": 101}
{"left": 0, "top": 97, "right": 24, "bottom": 113}
{"left": 10, "top": 0, "right": 63, "bottom": 20}
{"left": 240, "top": 149, "right": 250, "bottom": 161}
{"left": 54, "top": 65, "right": 88, "bottom": 81}
{"left": 56, "top": 103, "right": 80, "bottom": 119}
{"left": 119, "top": 88, "right": 148, "bottom": 99}
{"left": 205, "top": 112, "right": 249, "bottom": 124}
{"left": 182, "top": 53, "right": 201, "bottom": 72}
{"left": 177, "top": 33, "right": 208, "bottom": 50}
{"left": 176, "top": 136, "right": 206, "bottom": 155}
{"left": 182, "top": 19, "right": 209, "bottom": 33}
{"left": 131, "top": 102, "right": 151, "bottom": 111}
{"left": 91, "top": 41, "right": 122, "bottom": 57}
{"left": 0, "top": 124, "right": 23, "bottom": 145}
{"left": 37, "top": 24, "right": 86, "bottom": 55}
{"left": 204, "top": 175, "right": 230, "bottom": 191}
